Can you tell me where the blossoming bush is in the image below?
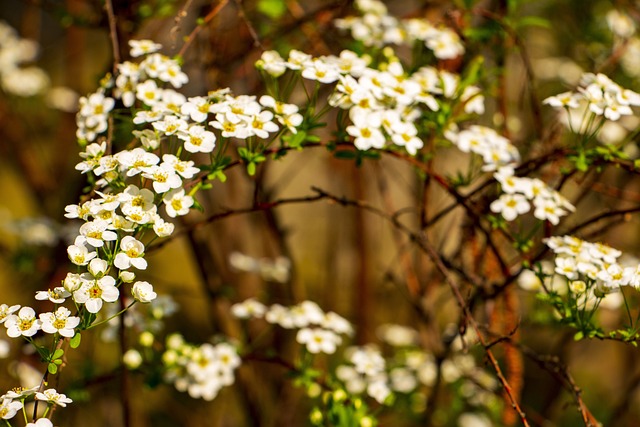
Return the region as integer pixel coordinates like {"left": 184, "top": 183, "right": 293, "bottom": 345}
{"left": 3, "top": 0, "right": 640, "bottom": 425}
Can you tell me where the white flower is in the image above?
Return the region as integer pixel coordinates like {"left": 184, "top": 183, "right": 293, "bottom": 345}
{"left": 177, "top": 125, "right": 216, "bottom": 153}
{"left": 607, "top": 10, "right": 636, "bottom": 38}
{"left": 543, "top": 91, "right": 580, "bottom": 109}
{"left": 142, "top": 164, "right": 183, "bottom": 194}
{"left": 0, "top": 398, "right": 22, "bottom": 420}
{"left": 231, "top": 298, "right": 267, "bottom": 319}
{"left": 389, "top": 121, "right": 423, "bottom": 155}
{"left": 247, "top": 110, "right": 279, "bottom": 139}
{"left": 490, "top": 193, "right": 530, "bottom": 221}
{"left": 181, "top": 96, "right": 213, "bottom": 122}
{"left": 5, "top": 306, "right": 40, "bottom": 337}
{"left": 321, "top": 312, "right": 353, "bottom": 336}
{"left": 35, "top": 287, "right": 71, "bottom": 304}
{"left": 296, "top": 328, "right": 341, "bottom": 354}
{"left": 258, "top": 50, "right": 287, "bottom": 77}
{"left": 0, "top": 304, "right": 20, "bottom": 324}
{"left": 152, "top": 217, "right": 175, "bottom": 237}
{"left": 153, "top": 115, "right": 188, "bottom": 136}
{"left": 39, "top": 307, "right": 80, "bottom": 337}
{"left": 533, "top": 197, "right": 566, "bottom": 225}
{"left": 136, "top": 79, "right": 163, "bottom": 106}
{"left": 26, "top": 418, "right": 54, "bottom": 427}
{"left": 35, "top": 388, "right": 73, "bottom": 407}
{"left": 79, "top": 220, "right": 118, "bottom": 248}
{"left": 117, "top": 148, "right": 160, "bottom": 177}
{"left": 301, "top": 59, "right": 340, "bottom": 83}
{"left": 367, "top": 380, "right": 391, "bottom": 403}
{"left": 74, "top": 276, "right": 119, "bottom": 313}
{"left": 555, "top": 257, "right": 579, "bottom": 280}
{"left": 159, "top": 61, "right": 188, "bottom": 88}
{"left": 67, "top": 242, "right": 96, "bottom": 266}
{"left": 162, "top": 154, "right": 200, "bottom": 179}
{"left": 163, "top": 188, "right": 194, "bottom": 218}
{"left": 129, "top": 39, "right": 162, "bottom": 57}
{"left": 390, "top": 367, "right": 417, "bottom": 393}
{"left": 346, "top": 107, "right": 385, "bottom": 150}
{"left": 264, "top": 304, "right": 295, "bottom": 328}
{"left": 350, "top": 346, "right": 386, "bottom": 377}
{"left": 132, "top": 281, "right": 157, "bottom": 303}
{"left": 115, "top": 236, "right": 147, "bottom": 270}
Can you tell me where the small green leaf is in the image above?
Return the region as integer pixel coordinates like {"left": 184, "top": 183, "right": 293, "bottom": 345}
{"left": 516, "top": 16, "right": 551, "bottom": 29}
{"left": 574, "top": 331, "right": 584, "bottom": 341}
{"left": 48, "top": 363, "right": 58, "bottom": 375}
{"left": 334, "top": 150, "right": 356, "bottom": 160}
{"left": 52, "top": 349, "right": 64, "bottom": 360}
{"left": 257, "top": 0, "right": 286, "bottom": 19}
{"left": 247, "top": 162, "right": 256, "bottom": 176}
{"left": 70, "top": 333, "right": 81, "bottom": 349}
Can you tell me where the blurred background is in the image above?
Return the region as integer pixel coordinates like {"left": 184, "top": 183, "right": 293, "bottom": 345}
{"left": 2, "top": 0, "right": 640, "bottom": 426}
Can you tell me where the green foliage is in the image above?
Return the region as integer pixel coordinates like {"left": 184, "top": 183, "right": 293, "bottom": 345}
{"left": 257, "top": 0, "right": 287, "bottom": 19}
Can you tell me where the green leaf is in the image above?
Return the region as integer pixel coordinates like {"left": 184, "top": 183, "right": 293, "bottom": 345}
{"left": 52, "top": 349, "right": 64, "bottom": 360}
{"left": 237, "top": 147, "right": 249, "bottom": 159}
{"left": 257, "top": 0, "right": 286, "bottom": 19}
{"left": 574, "top": 331, "right": 584, "bottom": 341}
{"left": 516, "top": 16, "right": 551, "bottom": 30}
{"left": 247, "top": 162, "right": 256, "bottom": 176}
{"left": 284, "top": 130, "right": 307, "bottom": 148}
{"left": 334, "top": 150, "right": 357, "bottom": 160}
{"left": 70, "top": 333, "right": 81, "bottom": 349}
{"left": 48, "top": 363, "right": 58, "bottom": 375}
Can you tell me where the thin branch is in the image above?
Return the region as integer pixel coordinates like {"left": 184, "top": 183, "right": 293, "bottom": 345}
{"left": 178, "top": 0, "right": 230, "bottom": 58}
{"left": 233, "top": 0, "right": 264, "bottom": 50}
{"left": 104, "top": 0, "right": 120, "bottom": 72}
{"left": 148, "top": 193, "right": 328, "bottom": 252}
{"left": 310, "top": 186, "right": 531, "bottom": 426}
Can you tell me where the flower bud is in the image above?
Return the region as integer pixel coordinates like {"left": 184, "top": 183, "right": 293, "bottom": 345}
{"left": 139, "top": 331, "right": 154, "bottom": 347}
{"left": 88, "top": 258, "right": 108, "bottom": 277}
{"left": 123, "top": 349, "right": 142, "bottom": 369}
{"left": 120, "top": 271, "right": 135, "bottom": 283}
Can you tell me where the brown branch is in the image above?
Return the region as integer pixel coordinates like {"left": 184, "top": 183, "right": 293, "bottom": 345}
{"left": 233, "top": 0, "right": 264, "bottom": 50}
{"left": 170, "top": 0, "right": 194, "bottom": 49}
{"left": 310, "top": 186, "right": 531, "bottom": 425}
{"left": 148, "top": 193, "right": 328, "bottom": 252}
{"left": 104, "top": 0, "right": 120, "bottom": 73}
{"left": 177, "top": 0, "right": 230, "bottom": 58}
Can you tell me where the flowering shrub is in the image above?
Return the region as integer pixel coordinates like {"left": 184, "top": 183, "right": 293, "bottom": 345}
{"left": 4, "top": 0, "right": 640, "bottom": 425}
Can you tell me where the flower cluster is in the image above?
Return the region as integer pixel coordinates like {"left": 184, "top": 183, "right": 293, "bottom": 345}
{"left": 490, "top": 166, "right": 575, "bottom": 224}
{"left": 232, "top": 299, "right": 353, "bottom": 354}
{"left": 445, "top": 125, "right": 519, "bottom": 172}
{"left": 162, "top": 334, "right": 240, "bottom": 401}
{"left": 544, "top": 72, "right": 640, "bottom": 123}
{"left": 336, "top": 325, "right": 498, "bottom": 411}
{"left": 0, "top": 386, "right": 71, "bottom": 422}
{"left": 228, "top": 251, "right": 291, "bottom": 283}
{"left": 543, "top": 235, "right": 640, "bottom": 291}
{"left": 259, "top": 43, "right": 483, "bottom": 156}
{"left": 334, "top": 0, "right": 464, "bottom": 59}
{"left": 0, "top": 21, "right": 49, "bottom": 96}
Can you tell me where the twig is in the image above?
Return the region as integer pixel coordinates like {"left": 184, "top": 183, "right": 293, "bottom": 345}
{"left": 178, "top": 0, "right": 230, "bottom": 58}
{"left": 311, "top": 186, "right": 531, "bottom": 426}
{"left": 148, "top": 193, "right": 328, "bottom": 252}
{"left": 104, "top": 0, "right": 120, "bottom": 73}
{"left": 233, "top": 0, "right": 264, "bottom": 50}
{"left": 170, "top": 0, "right": 194, "bottom": 49}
